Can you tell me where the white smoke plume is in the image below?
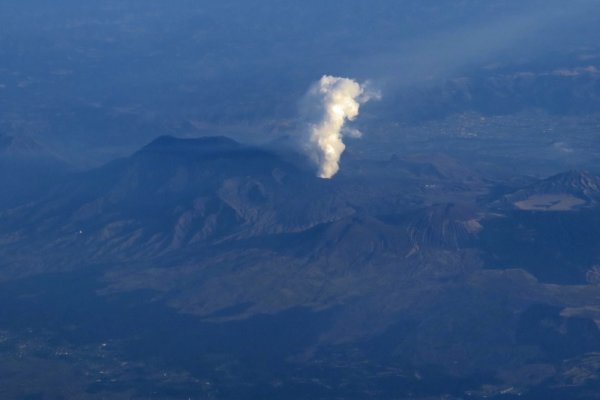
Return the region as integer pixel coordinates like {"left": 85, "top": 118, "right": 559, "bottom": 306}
{"left": 300, "top": 75, "right": 377, "bottom": 179}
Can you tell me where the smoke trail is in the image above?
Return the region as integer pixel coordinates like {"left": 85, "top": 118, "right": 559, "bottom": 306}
{"left": 301, "top": 75, "right": 377, "bottom": 179}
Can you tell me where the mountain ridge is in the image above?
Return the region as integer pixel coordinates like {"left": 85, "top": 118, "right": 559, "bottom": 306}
{"left": 500, "top": 170, "right": 600, "bottom": 211}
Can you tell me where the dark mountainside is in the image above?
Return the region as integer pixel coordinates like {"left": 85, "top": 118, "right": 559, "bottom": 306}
{"left": 2, "top": 136, "right": 600, "bottom": 399}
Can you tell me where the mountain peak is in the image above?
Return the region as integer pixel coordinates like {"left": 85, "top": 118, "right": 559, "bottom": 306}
{"left": 542, "top": 170, "right": 600, "bottom": 193}
{"left": 502, "top": 170, "right": 600, "bottom": 211}
{"left": 138, "top": 135, "right": 242, "bottom": 156}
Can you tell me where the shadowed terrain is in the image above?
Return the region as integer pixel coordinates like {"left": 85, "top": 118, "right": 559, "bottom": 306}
{"left": 1, "top": 136, "right": 600, "bottom": 399}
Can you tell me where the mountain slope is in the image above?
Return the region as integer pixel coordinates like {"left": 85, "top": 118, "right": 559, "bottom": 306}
{"left": 0, "top": 136, "right": 356, "bottom": 269}
{"left": 501, "top": 170, "right": 600, "bottom": 211}
{"left": 3, "top": 137, "right": 600, "bottom": 399}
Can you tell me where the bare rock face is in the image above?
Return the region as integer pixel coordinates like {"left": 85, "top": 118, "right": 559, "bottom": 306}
{"left": 406, "top": 203, "right": 482, "bottom": 250}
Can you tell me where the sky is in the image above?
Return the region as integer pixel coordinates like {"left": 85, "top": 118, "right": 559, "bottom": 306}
{"left": 1, "top": 0, "right": 600, "bottom": 164}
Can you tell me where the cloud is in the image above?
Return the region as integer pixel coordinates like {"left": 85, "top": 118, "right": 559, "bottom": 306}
{"left": 299, "top": 75, "right": 378, "bottom": 179}
{"left": 353, "top": 0, "right": 600, "bottom": 89}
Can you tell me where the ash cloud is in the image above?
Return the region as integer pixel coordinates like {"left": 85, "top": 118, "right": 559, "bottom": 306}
{"left": 300, "top": 75, "right": 378, "bottom": 179}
